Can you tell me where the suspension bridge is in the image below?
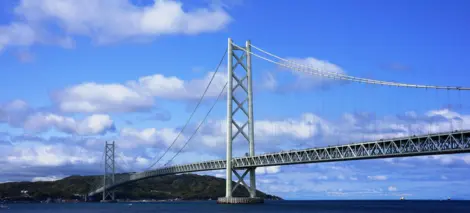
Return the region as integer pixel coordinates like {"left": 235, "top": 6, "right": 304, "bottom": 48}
{"left": 87, "top": 38, "right": 470, "bottom": 204}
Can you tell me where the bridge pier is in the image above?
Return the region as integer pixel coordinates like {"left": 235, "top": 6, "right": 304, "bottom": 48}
{"left": 217, "top": 196, "right": 264, "bottom": 204}
{"left": 218, "top": 38, "right": 263, "bottom": 204}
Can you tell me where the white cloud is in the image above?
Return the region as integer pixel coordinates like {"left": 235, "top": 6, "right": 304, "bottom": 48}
{"left": 384, "top": 154, "right": 470, "bottom": 168}
{"left": 54, "top": 83, "right": 154, "bottom": 113}
{"left": 128, "top": 72, "right": 227, "bottom": 100}
{"left": 388, "top": 186, "right": 397, "bottom": 192}
{"left": 266, "top": 166, "right": 281, "bottom": 174}
{"left": 1, "top": 100, "right": 115, "bottom": 135}
{"left": 0, "top": 23, "right": 36, "bottom": 52}
{"left": 53, "top": 72, "right": 227, "bottom": 113}
{"left": 119, "top": 127, "right": 185, "bottom": 149}
{"left": 0, "top": 99, "right": 29, "bottom": 112}
{"left": 135, "top": 156, "right": 150, "bottom": 166}
{"left": 0, "top": 0, "right": 231, "bottom": 51}
{"left": 6, "top": 142, "right": 100, "bottom": 167}
{"left": 256, "top": 166, "right": 281, "bottom": 175}
{"left": 23, "top": 113, "right": 115, "bottom": 135}
{"left": 113, "top": 107, "right": 470, "bottom": 160}
{"left": 255, "top": 113, "right": 331, "bottom": 140}
{"left": 367, "top": 175, "right": 388, "bottom": 181}
{"left": 32, "top": 176, "right": 63, "bottom": 182}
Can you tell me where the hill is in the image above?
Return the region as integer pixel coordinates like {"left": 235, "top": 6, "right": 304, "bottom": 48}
{"left": 0, "top": 174, "right": 282, "bottom": 202}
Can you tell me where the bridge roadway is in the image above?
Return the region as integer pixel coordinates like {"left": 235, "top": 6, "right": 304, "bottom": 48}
{"left": 89, "top": 130, "right": 470, "bottom": 197}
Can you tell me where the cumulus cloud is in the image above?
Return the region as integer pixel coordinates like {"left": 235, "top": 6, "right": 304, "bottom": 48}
{"left": 52, "top": 82, "right": 155, "bottom": 113}
{"left": 386, "top": 154, "right": 470, "bottom": 168}
{"left": 388, "top": 186, "right": 397, "bottom": 192}
{"left": 5, "top": 142, "right": 100, "bottom": 167}
{"left": 190, "top": 113, "right": 332, "bottom": 153}
{"left": 114, "top": 107, "right": 470, "bottom": 159}
{"left": 1, "top": 100, "right": 115, "bottom": 135}
{"left": 256, "top": 166, "right": 281, "bottom": 175}
{"left": 119, "top": 127, "right": 185, "bottom": 149}
{"left": 0, "top": 0, "right": 231, "bottom": 51}
{"left": 0, "top": 138, "right": 169, "bottom": 182}
{"left": 23, "top": 113, "right": 116, "bottom": 135}
{"left": 52, "top": 72, "right": 227, "bottom": 113}
{"left": 255, "top": 113, "right": 331, "bottom": 140}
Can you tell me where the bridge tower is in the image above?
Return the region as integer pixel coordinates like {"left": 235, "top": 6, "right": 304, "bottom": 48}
{"left": 101, "top": 141, "right": 116, "bottom": 202}
{"left": 217, "top": 38, "right": 263, "bottom": 204}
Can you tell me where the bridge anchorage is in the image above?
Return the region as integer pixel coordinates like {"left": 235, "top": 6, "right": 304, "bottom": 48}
{"left": 217, "top": 38, "right": 262, "bottom": 204}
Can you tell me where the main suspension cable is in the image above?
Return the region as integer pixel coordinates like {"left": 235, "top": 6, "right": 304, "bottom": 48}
{"left": 164, "top": 82, "right": 228, "bottom": 167}
{"left": 235, "top": 42, "right": 470, "bottom": 90}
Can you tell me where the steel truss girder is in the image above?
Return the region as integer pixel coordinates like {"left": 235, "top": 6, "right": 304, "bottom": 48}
{"left": 89, "top": 130, "right": 470, "bottom": 197}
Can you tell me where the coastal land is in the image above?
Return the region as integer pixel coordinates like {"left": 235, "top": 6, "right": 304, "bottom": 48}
{"left": 0, "top": 174, "right": 281, "bottom": 203}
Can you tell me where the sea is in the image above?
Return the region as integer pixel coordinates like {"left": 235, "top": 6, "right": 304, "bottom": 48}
{"left": 2, "top": 200, "right": 470, "bottom": 212}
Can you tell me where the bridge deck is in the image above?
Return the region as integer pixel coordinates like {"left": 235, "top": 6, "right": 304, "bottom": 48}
{"left": 89, "top": 130, "right": 470, "bottom": 196}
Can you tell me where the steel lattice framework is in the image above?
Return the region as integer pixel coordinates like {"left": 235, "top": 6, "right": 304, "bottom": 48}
{"left": 102, "top": 141, "right": 115, "bottom": 201}
{"left": 89, "top": 130, "right": 470, "bottom": 197}
{"left": 224, "top": 38, "right": 257, "bottom": 199}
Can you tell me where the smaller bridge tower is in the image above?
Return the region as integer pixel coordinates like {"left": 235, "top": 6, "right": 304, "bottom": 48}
{"left": 101, "top": 141, "right": 116, "bottom": 202}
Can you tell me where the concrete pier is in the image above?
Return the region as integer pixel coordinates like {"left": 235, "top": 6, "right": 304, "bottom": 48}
{"left": 217, "top": 197, "right": 264, "bottom": 204}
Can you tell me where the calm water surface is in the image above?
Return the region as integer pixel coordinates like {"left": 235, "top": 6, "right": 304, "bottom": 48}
{"left": 2, "top": 200, "right": 470, "bottom": 212}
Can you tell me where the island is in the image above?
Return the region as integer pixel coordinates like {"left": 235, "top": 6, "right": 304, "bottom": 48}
{"left": 0, "top": 174, "right": 282, "bottom": 203}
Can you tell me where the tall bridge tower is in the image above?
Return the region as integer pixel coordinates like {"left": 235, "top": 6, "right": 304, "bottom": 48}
{"left": 217, "top": 38, "right": 263, "bottom": 204}
{"left": 101, "top": 141, "right": 116, "bottom": 202}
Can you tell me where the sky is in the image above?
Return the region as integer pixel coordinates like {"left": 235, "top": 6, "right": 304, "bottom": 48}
{"left": 1, "top": 0, "right": 470, "bottom": 200}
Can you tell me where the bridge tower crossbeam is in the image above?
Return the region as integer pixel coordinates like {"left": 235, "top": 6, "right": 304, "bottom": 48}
{"left": 217, "top": 38, "right": 263, "bottom": 204}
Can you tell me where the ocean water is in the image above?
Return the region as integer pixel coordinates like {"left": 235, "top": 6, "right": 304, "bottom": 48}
{"left": 2, "top": 200, "right": 470, "bottom": 213}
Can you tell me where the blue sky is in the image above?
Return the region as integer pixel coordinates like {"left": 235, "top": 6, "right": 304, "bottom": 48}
{"left": 1, "top": 0, "right": 470, "bottom": 200}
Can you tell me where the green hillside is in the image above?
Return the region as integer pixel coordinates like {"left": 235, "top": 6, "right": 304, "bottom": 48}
{"left": 0, "top": 174, "right": 281, "bottom": 202}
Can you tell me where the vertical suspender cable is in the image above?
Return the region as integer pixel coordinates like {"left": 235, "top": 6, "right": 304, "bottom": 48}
{"left": 164, "top": 82, "right": 228, "bottom": 166}
{"left": 146, "top": 50, "right": 227, "bottom": 170}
